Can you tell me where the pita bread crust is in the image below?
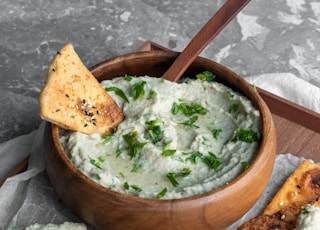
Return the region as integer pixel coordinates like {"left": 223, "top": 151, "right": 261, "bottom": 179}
{"left": 39, "top": 43, "right": 124, "bottom": 135}
{"left": 237, "top": 160, "right": 320, "bottom": 229}
{"left": 263, "top": 160, "right": 320, "bottom": 215}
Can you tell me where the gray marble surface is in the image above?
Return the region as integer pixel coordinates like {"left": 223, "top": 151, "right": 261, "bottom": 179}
{"left": 1, "top": 0, "right": 320, "bottom": 143}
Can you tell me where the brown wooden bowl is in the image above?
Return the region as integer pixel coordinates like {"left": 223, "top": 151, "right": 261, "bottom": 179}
{"left": 43, "top": 50, "right": 277, "bottom": 230}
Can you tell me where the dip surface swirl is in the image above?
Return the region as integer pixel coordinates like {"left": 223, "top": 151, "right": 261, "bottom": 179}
{"left": 61, "top": 75, "right": 261, "bottom": 199}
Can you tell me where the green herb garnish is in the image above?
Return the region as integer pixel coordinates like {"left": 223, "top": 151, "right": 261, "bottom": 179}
{"left": 129, "top": 80, "right": 146, "bottom": 100}
{"left": 203, "top": 152, "right": 223, "bottom": 170}
{"left": 124, "top": 182, "right": 142, "bottom": 192}
{"left": 212, "top": 128, "right": 222, "bottom": 139}
{"left": 131, "top": 162, "right": 142, "bottom": 172}
{"left": 89, "top": 158, "right": 103, "bottom": 169}
{"left": 196, "top": 70, "right": 216, "bottom": 82}
{"left": 124, "top": 74, "right": 133, "bottom": 81}
{"left": 162, "top": 149, "right": 176, "bottom": 157}
{"left": 146, "top": 118, "right": 164, "bottom": 144}
{"left": 124, "top": 182, "right": 130, "bottom": 190}
{"left": 131, "top": 184, "right": 142, "bottom": 192}
{"left": 156, "top": 187, "right": 168, "bottom": 199}
{"left": 226, "top": 91, "right": 235, "bottom": 99}
{"left": 241, "top": 161, "right": 250, "bottom": 170}
{"left": 115, "top": 147, "right": 122, "bottom": 158}
{"left": 105, "top": 86, "right": 129, "bottom": 103}
{"left": 162, "top": 140, "right": 176, "bottom": 157}
{"left": 185, "top": 151, "right": 203, "bottom": 164}
{"left": 231, "top": 129, "right": 259, "bottom": 143}
{"left": 180, "top": 116, "right": 199, "bottom": 129}
{"left": 229, "top": 104, "right": 239, "bottom": 113}
{"left": 171, "top": 102, "right": 179, "bottom": 115}
{"left": 147, "top": 90, "right": 157, "bottom": 100}
{"left": 101, "top": 133, "right": 114, "bottom": 144}
{"left": 122, "top": 131, "right": 148, "bottom": 158}
{"left": 172, "top": 101, "right": 207, "bottom": 116}
{"left": 166, "top": 168, "right": 192, "bottom": 187}
{"left": 98, "top": 156, "right": 106, "bottom": 163}
{"left": 252, "top": 84, "right": 257, "bottom": 92}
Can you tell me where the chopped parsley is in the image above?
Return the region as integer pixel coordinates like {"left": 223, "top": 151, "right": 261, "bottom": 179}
{"left": 203, "top": 152, "right": 223, "bottom": 170}
{"left": 171, "top": 101, "right": 207, "bottom": 116}
{"left": 123, "top": 181, "right": 130, "bottom": 190}
{"left": 122, "top": 131, "right": 148, "bottom": 158}
{"left": 231, "top": 129, "right": 259, "bottom": 143}
{"left": 147, "top": 90, "right": 157, "bottom": 100}
{"left": 146, "top": 118, "right": 164, "bottom": 144}
{"left": 156, "top": 187, "right": 168, "bottom": 198}
{"left": 184, "top": 151, "right": 203, "bottom": 164}
{"left": 98, "top": 156, "right": 106, "bottom": 163}
{"left": 229, "top": 104, "right": 239, "bottom": 113}
{"left": 301, "top": 209, "right": 310, "bottom": 215}
{"left": 162, "top": 140, "right": 176, "bottom": 156}
{"left": 241, "top": 161, "right": 250, "bottom": 170}
{"left": 124, "top": 182, "right": 142, "bottom": 192}
{"left": 162, "top": 149, "right": 176, "bottom": 157}
{"left": 131, "top": 184, "right": 142, "bottom": 192}
{"left": 180, "top": 116, "right": 199, "bottom": 129}
{"left": 212, "top": 128, "right": 222, "bottom": 139}
{"left": 171, "top": 102, "right": 179, "bottom": 115}
{"left": 131, "top": 162, "right": 142, "bottom": 172}
{"left": 129, "top": 80, "right": 146, "bottom": 100}
{"left": 89, "top": 157, "right": 103, "bottom": 169}
{"left": 226, "top": 91, "right": 235, "bottom": 99}
{"left": 105, "top": 86, "right": 129, "bottom": 103}
{"left": 196, "top": 70, "right": 216, "bottom": 82}
{"left": 166, "top": 168, "right": 191, "bottom": 187}
{"left": 101, "top": 133, "right": 114, "bottom": 144}
{"left": 124, "top": 74, "right": 133, "bottom": 81}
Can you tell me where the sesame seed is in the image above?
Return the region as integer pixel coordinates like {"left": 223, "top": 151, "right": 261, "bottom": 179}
{"left": 279, "top": 201, "right": 284, "bottom": 206}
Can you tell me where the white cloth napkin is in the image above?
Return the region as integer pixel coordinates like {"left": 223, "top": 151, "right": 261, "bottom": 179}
{"left": 246, "top": 73, "right": 320, "bottom": 113}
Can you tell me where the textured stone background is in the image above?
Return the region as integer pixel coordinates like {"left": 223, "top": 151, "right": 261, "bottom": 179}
{"left": 1, "top": 0, "right": 320, "bottom": 143}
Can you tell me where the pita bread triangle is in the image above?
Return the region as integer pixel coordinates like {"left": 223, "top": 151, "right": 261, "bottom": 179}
{"left": 39, "top": 43, "right": 124, "bottom": 135}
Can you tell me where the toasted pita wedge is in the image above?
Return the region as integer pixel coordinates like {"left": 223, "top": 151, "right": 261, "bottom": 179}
{"left": 263, "top": 160, "right": 320, "bottom": 215}
{"left": 237, "top": 160, "right": 320, "bottom": 229}
{"left": 39, "top": 43, "right": 124, "bottom": 135}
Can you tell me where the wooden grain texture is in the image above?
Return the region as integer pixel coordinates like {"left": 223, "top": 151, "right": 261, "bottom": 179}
{"left": 162, "top": 0, "right": 251, "bottom": 82}
{"left": 272, "top": 114, "right": 320, "bottom": 160}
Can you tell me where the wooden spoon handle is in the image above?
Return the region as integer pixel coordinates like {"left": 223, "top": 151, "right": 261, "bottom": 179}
{"left": 162, "top": 0, "right": 250, "bottom": 82}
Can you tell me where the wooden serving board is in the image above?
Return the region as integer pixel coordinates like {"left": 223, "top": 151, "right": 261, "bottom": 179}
{"left": 138, "top": 41, "right": 320, "bottom": 161}
{"left": 1, "top": 41, "right": 320, "bottom": 186}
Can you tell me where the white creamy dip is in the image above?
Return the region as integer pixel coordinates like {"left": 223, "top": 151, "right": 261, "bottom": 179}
{"left": 62, "top": 75, "right": 261, "bottom": 199}
{"left": 297, "top": 204, "right": 320, "bottom": 230}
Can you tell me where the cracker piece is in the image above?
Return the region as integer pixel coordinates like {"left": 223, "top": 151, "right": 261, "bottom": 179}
{"left": 39, "top": 43, "right": 124, "bottom": 135}
{"left": 263, "top": 160, "right": 320, "bottom": 215}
